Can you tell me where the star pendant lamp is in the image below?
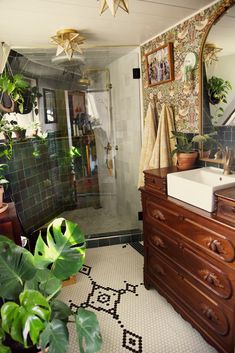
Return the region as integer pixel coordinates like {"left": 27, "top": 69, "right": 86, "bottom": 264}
{"left": 51, "top": 29, "right": 85, "bottom": 60}
{"left": 100, "top": 0, "right": 129, "bottom": 16}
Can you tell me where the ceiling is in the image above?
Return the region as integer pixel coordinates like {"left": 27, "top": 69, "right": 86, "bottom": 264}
{"left": 0, "top": 0, "right": 217, "bottom": 70}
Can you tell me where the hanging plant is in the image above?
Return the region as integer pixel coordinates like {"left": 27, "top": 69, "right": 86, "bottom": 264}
{"left": 0, "top": 73, "right": 29, "bottom": 114}
{"left": 207, "top": 76, "right": 232, "bottom": 105}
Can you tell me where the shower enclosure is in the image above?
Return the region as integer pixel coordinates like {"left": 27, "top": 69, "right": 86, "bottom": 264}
{"left": 2, "top": 49, "right": 142, "bottom": 240}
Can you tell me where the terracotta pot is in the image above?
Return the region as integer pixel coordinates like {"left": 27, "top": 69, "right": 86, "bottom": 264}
{"left": 177, "top": 151, "right": 198, "bottom": 170}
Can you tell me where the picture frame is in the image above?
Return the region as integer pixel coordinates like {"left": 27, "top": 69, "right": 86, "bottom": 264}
{"left": 145, "top": 43, "right": 174, "bottom": 87}
{"left": 43, "top": 88, "right": 57, "bottom": 124}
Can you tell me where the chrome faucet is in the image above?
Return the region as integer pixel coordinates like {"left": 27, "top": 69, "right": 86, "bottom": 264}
{"left": 213, "top": 146, "right": 234, "bottom": 175}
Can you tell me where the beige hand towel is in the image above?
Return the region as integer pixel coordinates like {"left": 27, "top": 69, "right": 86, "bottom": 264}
{"left": 138, "top": 102, "right": 157, "bottom": 188}
{"left": 149, "top": 103, "right": 177, "bottom": 169}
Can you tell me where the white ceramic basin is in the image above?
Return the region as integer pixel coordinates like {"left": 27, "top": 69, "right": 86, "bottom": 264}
{"left": 167, "top": 167, "right": 235, "bottom": 212}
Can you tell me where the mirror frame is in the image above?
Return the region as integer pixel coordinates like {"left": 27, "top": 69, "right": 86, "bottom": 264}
{"left": 199, "top": 0, "right": 235, "bottom": 159}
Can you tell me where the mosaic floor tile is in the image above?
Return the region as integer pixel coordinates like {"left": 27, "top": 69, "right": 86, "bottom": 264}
{"left": 58, "top": 244, "right": 217, "bottom": 353}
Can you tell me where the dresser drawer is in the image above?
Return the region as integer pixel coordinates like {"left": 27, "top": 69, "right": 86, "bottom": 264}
{"left": 146, "top": 248, "right": 234, "bottom": 351}
{"left": 216, "top": 198, "right": 235, "bottom": 225}
{"left": 146, "top": 225, "right": 234, "bottom": 301}
{"left": 144, "top": 174, "right": 167, "bottom": 195}
{"left": 144, "top": 195, "right": 235, "bottom": 263}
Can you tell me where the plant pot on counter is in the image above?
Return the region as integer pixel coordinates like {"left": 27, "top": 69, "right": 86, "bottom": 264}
{"left": 176, "top": 151, "right": 198, "bottom": 170}
{"left": 14, "top": 129, "right": 26, "bottom": 140}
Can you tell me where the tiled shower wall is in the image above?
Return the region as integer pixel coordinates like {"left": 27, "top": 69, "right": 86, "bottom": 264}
{"left": 4, "top": 135, "right": 75, "bottom": 234}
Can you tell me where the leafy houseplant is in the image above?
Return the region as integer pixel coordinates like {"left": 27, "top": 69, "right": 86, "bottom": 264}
{"left": 0, "top": 73, "right": 29, "bottom": 114}
{"left": 0, "top": 217, "right": 102, "bottom": 353}
{"left": 171, "top": 131, "right": 212, "bottom": 170}
{"left": 10, "top": 120, "right": 26, "bottom": 140}
{"left": 207, "top": 76, "right": 232, "bottom": 105}
{"left": 207, "top": 76, "right": 232, "bottom": 122}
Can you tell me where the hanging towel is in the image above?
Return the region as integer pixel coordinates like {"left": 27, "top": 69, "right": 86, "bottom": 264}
{"left": 149, "top": 103, "right": 177, "bottom": 169}
{"left": 138, "top": 102, "right": 158, "bottom": 188}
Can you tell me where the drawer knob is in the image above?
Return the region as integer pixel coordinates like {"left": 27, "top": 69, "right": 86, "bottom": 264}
{"left": 178, "top": 215, "right": 184, "bottom": 221}
{"left": 155, "top": 265, "right": 165, "bottom": 276}
{"left": 153, "top": 236, "right": 166, "bottom": 248}
{"left": 207, "top": 239, "right": 224, "bottom": 255}
{"left": 199, "top": 270, "right": 224, "bottom": 289}
{"left": 202, "top": 307, "right": 218, "bottom": 323}
{"left": 152, "top": 209, "right": 166, "bottom": 221}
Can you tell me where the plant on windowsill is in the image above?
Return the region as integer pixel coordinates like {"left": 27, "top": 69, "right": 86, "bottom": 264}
{"left": 0, "top": 217, "right": 102, "bottom": 353}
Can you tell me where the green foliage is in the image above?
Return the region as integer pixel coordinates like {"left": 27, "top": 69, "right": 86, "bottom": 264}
{"left": 1, "top": 290, "right": 51, "bottom": 346}
{"left": 34, "top": 218, "right": 86, "bottom": 280}
{"left": 171, "top": 131, "right": 218, "bottom": 155}
{"left": 207, "top": 76, "right": 232, "bottom": 122}
{"left": 0, "top": 73, "right": 29, "bottom": 114}
{"left": 76, "top": 308, "right": 102, "bottom": 353}
{"left": 0, "top": 238, "right": 36, "bottom": 299}
{"left": 0, "top": 218, "right": 102, "bottom": 353}
{"left": 207, "top": 76, "right": 232, "bottom": 105}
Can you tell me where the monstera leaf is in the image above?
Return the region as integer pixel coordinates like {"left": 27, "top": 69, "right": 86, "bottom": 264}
{"left": 40, "top": 319, "right": 69, "bottom": 353}
{"left": 0, "top": 239, "right": 36, "bottom": 299}
{"left": 1, "top": 290, "right": 51, "bottom": 347}
{"left": 25, "top": 269, "right": 61, "bottom": 300}
{"left": 50, "top": 299, "right": 72, "bottom": 321}
{"left": 76, "top": 308, "right": 102, "bottom": 353}
{"left": 0, "top": 322, "right": 11, "bottom": 353}
{"left": 34, "top": 218, "right": 86, "bottom": 280}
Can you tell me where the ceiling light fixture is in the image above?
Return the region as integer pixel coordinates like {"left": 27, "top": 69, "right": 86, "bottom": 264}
{"left": 204, "top": 43, "right": 222, "bottom": 66}
{"left": 51, "top": 29, "right": 85, "bottom": 60}
{"left": 99, "top": 0, "right": 129, "bottom": 16}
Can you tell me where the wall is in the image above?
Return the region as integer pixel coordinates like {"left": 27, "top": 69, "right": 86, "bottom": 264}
{"left": 140, "top": 0, "right": 227, "bottom": 133}
{"left": 109, "top": 49, "right": 142, "bottom": 228}
{"left": 4, "top": 135, "right": 74, "bottom": 234}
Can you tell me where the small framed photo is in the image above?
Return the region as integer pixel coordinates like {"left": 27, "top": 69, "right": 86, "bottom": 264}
{"left": 145, "top": 43, "right": 174, "bottom": 87}
{"left": 43, "top": 88, "right": 57, "bottom": 124}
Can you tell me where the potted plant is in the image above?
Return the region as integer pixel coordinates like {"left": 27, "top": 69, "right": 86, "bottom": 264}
{"left": 0, "top": 217, "right": 102, "bottom": 353}
{"left": 171, "top": 131, "right": 208, "bottom": 170}
{"left": 0, "top": 73, "right": 29, "bottom": 114}
{"left": 10, "top": 120, "right": 26, "bottom": 140}
{"left": 192, "top": 131, "right": 219, "bottom": 159}
{"left": 20, "top": 86, "right": 42, "bottom": 116}
{"left": 207, "top": 76, "right": 232, "bottom": 105}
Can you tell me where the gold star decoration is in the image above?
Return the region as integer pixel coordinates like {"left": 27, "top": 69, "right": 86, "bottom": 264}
{"left": 51, "top": 29, "right": 85, "bottom": 60}
{"left": 100, "top": 0, "right": 129, "bottom": 16}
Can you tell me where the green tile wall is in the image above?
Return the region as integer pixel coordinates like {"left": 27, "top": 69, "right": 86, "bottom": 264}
{"left": 3, "top": 134, "right": 75, "bottom": 234}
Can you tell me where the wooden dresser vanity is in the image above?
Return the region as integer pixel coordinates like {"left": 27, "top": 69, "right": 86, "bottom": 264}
{"left": 141, "top": 167, "right": 235, "bottom": 353}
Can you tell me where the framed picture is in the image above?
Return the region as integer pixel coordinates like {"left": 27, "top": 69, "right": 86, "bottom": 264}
{"left": 145, "top": 43, "right": 174, "bottom": 87}
{"left": 43, "top": 88, "right": 57, "bottom": 123}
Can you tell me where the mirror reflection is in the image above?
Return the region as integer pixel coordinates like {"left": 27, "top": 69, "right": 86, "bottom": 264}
{"left": 202, "top": 4, "right": 235, "bottom": 159}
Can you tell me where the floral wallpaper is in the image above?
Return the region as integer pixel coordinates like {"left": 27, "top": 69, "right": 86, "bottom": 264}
{"left": 140, "top": 0, "right": 233, "bottom": 133}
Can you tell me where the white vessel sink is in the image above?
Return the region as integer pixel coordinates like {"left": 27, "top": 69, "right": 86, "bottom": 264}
{"left": 167, "top": 167, "right": 235, "bottom": 212}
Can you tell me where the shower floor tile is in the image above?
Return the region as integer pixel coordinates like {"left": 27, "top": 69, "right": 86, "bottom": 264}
{"left": 59, "top": 207, "right": 140, "bottom": 235}
{"left": 58, "top": 244, "right": 217, "bottom": 353}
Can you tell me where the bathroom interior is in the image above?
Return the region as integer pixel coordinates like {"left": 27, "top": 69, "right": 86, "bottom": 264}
{"left": 1, "top": 0, "right": 235, "bottom": 352}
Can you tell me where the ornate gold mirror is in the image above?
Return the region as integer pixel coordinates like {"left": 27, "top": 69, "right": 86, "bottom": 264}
{"left": 200, "top": 0, "right": 235, "bottom": 160}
